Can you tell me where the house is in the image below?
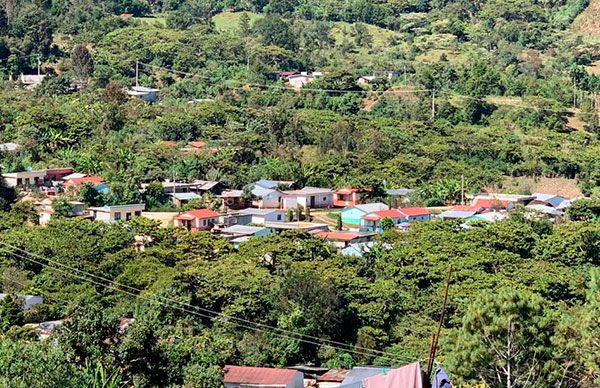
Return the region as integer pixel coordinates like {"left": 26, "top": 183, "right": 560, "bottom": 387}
{"left": 159, "top": 140, "right": 177, "bottom": 148}
{"left": 386, "top": 188, "right": 413, "bottom": 206}
{"left": 529, "top": 193, "right": 568, "bottom": 208}
{"left": 45, "top": 168, "right": 74, "bottom": 182}
{"left": 525, "top": 204, "right": 560, "bottom": 217}
{"left": 334, "top": 188, "right": 370, "bottom": 207}
{"left": 317, "top": 369, "right": 351, "bottom": 388}
{"left": 220, "top": 190, "right": 248, "bottom": 210}
{"left": 339, "top": 367, "right": 391, "bottom": 388}
{"left": 39, "top": 200, "right": 86, "bottom": 225}
{"left": 127, "top": 86, "right": 159, "bottom": 103}
{"left": 282, "top": 187, "right": 334, "bottom": 209}
{"left": 0, "top": 142, "right": 20, "bottom": 152}
{"left": 439, "top": 205, "right": 482, "bottom": 220}
{"left": 471, "top": 194, "right": 533, "bottom": 210}
{"left": 174, "top": 208, "right": 219, "bottom": 231}
{"left": 238, "top": 208, "right": 286, "bottom": 225}
{"left": 254, "top": 180, "right": 294, "bottom": 190}
{"left": 63, "top": 176, "right": 108, "bottom": 194}
{"left": 170, "top": 192, "right": 201, "bottom": 208}
{"left": 252, "top": 185, "right": 284, "bottom": 209}
{"left": 466, "top": 210, "right": 508, "bottom": 223}
{"left": 61, "top": 172, "right": 87, "bottom": 181}
{"left": 1, "top": 170, "right": 47, "bottom": 188}
{"left": 265, "top": 221, "right": 330, "bottom": 233}
{"left": 341, "top": 242, "right": 392, "bottom": 257}
{"left": 287, "top": 72, "right": 318, "bottom": 89}
{"left": 341, "top": 203, "right": 389, "bottom": 226}
{"left": 276, "top": 71, "right": 298, "bottom": 81}
{"left": 220, "top": 225, "right": 272, "bottom": 246}
{"left": 88, "top": 204, "right": 145, "bottom": 223}
{"left": 21, "top": 74, "right": 45, "bottom": 89}
{"left": 126, "top": 86, "right": 159, "bottom": 103}
{"left": 223, "top": 365, "right": 304, "bottom": 388}
{"left": 192, "top": 180, "right": 223, "bottom": 195}
{"left": 0, "top": 293, "right": 43, "bottom": 310}
{"left": 314, "top": 230, "right": 375, "bottom": 249}
{"left": 357, "top": 75, "right": 376, "bottom": 85}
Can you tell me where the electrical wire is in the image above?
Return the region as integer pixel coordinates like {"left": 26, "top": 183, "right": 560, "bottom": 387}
{"left": 0, "top": 241, "right": 421, "bottom": 364}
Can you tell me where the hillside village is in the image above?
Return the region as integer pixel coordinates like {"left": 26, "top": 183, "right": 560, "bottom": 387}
{"left": 2, "top": 165, "right": 579, "bottom": 255}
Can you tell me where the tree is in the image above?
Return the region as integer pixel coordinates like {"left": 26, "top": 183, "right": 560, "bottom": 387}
{"left": 380, "top": 217, "right": 394, "bottom": 231}
{"left": 239, "top": 12, "right": 251, "bottom": 36}
{"left": 71, "top": 44, "right": 94, "bottom": 85}
{"left": 353, "top": 23, "right": 373, "bottom": 48}
{"left": 80, "top": 183, "right": 104, "bottom": 207}
{"left": 0, "top": 294, "right": 23, "bottom": 333}
{"left": 252, "top": 14, "right": 297, "bottom": 50}
{"left": 52, "top": 196, "right": 74, "bottom": 218}
{"left": 577, "top": 97, "right": 599, "bottom": 133}
{"left": 446, "top": 288, "right": 557, "bottom": 387}
{"left": 335, "top": 213, "right": 342, "bottom": 231}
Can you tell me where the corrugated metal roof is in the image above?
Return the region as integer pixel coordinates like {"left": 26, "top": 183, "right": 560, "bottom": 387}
{"left": 221, "top": 225, "right": 267, "bottom": 235}
{"left": 224, "top": 365, "right": 300, "bottom": 385}
{"left": 350, "top": 203, "right": 389, "bottom": 213}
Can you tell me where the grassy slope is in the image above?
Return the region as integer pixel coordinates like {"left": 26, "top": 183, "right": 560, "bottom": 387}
{"left": 571, "top": 0, "right": 600, "bottom": 42}
{"left": 213, "top": 11, "right": 262, "bottom": 31}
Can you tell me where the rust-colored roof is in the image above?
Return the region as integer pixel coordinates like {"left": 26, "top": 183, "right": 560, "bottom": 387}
{"left": 224, "top": 365, "right": 300, "bottom": 385}
{"left": 336, "top": 187, "right": 371, "bottom": 195}
{"left": 188, "top": 141, "right": 207, "bottom": 148}
{"left": 451, "top": 205, "right": 481, "bottom": 212}
{"left": 315, "top": 231, "right": 362, "bottom": 241}
{"left": 318, "top": 369, "right": 350, "bottom": 382}
{"left": 472, "top": 198, "right": 512, "bottom": 209}
{"left": 398, "top": 207, "right": 430, "bottom": 216}
{"left": 63, "top": 176, "right": 104, "bottom": 186}
{"left": 183, "top": 209, "right": 219, "bottom": 219}
{"left": 159, "top": 140, "right": 177, "bottom": 147}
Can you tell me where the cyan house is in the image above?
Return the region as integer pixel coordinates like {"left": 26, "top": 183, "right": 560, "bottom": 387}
{"left": 341, "top": 203, "right": 389, "bottom": 226}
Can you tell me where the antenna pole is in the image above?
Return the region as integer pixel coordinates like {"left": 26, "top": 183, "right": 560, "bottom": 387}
{"left": 426, "top": 265, "right": 452, "bottom": 379}
{"left": 135, "top": 60, "right": 139, "bottom": 87}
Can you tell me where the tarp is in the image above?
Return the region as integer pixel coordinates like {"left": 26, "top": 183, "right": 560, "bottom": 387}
{"left": 363, "top": 362, "right": 423, "bottom": 388}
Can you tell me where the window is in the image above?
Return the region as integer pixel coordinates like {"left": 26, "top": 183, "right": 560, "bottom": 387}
{"left": 114, "top": 212, "right": 121, "bottom": 221}
{"left": 135, "top": 211, "right": 141, "bottom": 216}
{"left": 277, "top": 214, "right": 282, "bottom": 221}
{"left": 126, "top": 212, "right": 132, "bottom": 220}
{"left": 323, "top": 197, "right": 327, "bottom": 201}
{"left": 203, "top": 219, "right": 207, "bottom": 226}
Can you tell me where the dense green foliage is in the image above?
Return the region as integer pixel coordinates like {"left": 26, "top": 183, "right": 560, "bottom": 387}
{"left": 0, "top": 211, "right": 598, "bottom": 385}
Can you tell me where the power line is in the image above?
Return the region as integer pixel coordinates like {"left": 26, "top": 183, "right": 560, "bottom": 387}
{"left": 137, "top": 61, "right": 433, "bottom": 95}
{"left": 0, "top": 241, "right": 419, "bottom": 364}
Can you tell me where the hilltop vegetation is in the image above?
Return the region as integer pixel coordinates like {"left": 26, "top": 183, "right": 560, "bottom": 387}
{"left": 0, "top": 0, "right": 600, "bottom": 386}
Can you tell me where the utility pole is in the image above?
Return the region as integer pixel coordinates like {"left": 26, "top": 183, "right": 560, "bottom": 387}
{"left": 135, "top": 60, "right": 139, "bottom": 87}
{"left": 403, "top": 65, "right": 407, "bottom": 83}
{"left": 426, "top": 265, "right": 452, "bottom": 381}
{"left": 37, "top": 55, "right": 41, "bottom": 78}
{"left": 431, "top": 89, "right": 436, "bottom": 120}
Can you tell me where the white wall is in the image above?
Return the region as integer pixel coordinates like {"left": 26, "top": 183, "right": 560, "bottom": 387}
{"left": 294, "top": 193, "right": 334, "bottom": 209}
{"left": 258, "top": 191, "right": 283, "bottom": 208}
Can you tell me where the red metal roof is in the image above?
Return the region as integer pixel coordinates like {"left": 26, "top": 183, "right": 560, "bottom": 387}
{"left": 362, "top": 209, "right": 404, "bottom": 221}
{"left": 63, "top": 176, "right": 104, "bottom": 186}
{"left": 159, "top": 140, "right": 177, "bottom": 147}
{"left": 398, "top": 207, "right": 430, "bottom": 216}
{"left": 183, "top": 209, "right": 219, "bottom": 219}
{"left": 188, "top": 141, "right": 207, "bottom": 148}
{"left": 224, "top": 365, "right": 299, "bottom": 385}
